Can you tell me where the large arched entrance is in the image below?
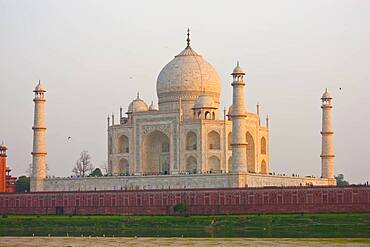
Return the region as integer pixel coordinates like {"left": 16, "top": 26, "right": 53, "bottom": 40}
{"left": 143, "top": 130, "right": 170, "bottom": 175}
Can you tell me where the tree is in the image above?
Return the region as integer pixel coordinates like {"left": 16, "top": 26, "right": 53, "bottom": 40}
{"left": 90, "top": 168, "right": 103, "bottom": 177}
{"left": 72, "top": 150, "right": 94, "bottom": 177}
{"left": 15, "top": 176, "right": 30, "bottom": 192}
{"left": 335, "top": 174, "right": 349, "bottom": 186}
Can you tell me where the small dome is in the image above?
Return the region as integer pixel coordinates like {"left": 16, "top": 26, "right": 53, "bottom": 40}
{"left": 232, "top": 61, "right": 245, "bottom": 75}
{"left": 34, "top": 81, "right": 46, "bottom": 92}
{"left": 149, "top": 101, "right": 158, "bottom": 111}
{"left": 321, "top": 88, "right": 332, "bottom": 99}
{"left": 128, "top": 95, "right": 148, "bottom": 113}
{"left": 0, "top": 142, "right": 7, "bottom": 150}
{"left": 193, "top": 95, "right": 215, "bottom": 109}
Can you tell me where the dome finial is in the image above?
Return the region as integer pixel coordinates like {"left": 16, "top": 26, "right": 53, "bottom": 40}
{"left": 186, "top": 28, "right": 191, "bottom": 47}
{"left": 136, "top": 91, "right": 140, "bottom": 99}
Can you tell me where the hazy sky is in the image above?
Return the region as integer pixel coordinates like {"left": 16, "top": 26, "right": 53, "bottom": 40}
{"left": 0, "top": 0, "right": 369, "bottom": 183}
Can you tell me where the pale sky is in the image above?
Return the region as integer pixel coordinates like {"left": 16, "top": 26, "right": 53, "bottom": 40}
{"left": 0, "top": 0, "right": 369, "bottom": 183}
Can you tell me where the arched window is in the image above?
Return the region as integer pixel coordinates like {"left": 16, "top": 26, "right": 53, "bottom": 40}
{"left": 228, "top": 132, "right": 232, "bottom": 150}
{"left": 208, "top": 156, "right": 220, "bottom": 172}
{"left": 212, "top": 112, "right": 215, "bottom": 120}
{"left": 261, "top": 137, "right": 267, "bottom": 155}
{"left": 246, "top": 132, "right": 255, "bottom": 172}
{"left": 118, "top": 135, "right": 129, "bottom": 153}
{"left": 186, "top": 156, "right": 197, "bottom": 174}
{"left": 186, "top": 131, "right": 197, "bottom": 150}
{"left": 205, "top": 111, "right": 211, "bottom": 119}
{"left": 208, "top": 131, "right": 220, "bottom": 150}
{"left": 261, "top": 160, "right": 267, "bottom": 174}
{"left": 198, "top": 111, "right": 202, "bottom": 119}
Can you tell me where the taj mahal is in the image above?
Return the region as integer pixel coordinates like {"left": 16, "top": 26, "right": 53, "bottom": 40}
{"left": 30, "top": 31, "right": 336, "bottom": 192}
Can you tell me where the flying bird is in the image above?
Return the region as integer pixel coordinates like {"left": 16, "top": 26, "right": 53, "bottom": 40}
{"left": 339, "top": 87, "right": 342, "bottom": 91}
{"left": 67, "top": 137, "right": 72, "bottom": 141}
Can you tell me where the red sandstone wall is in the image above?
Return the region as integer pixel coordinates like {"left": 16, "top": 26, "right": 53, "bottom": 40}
{"left": 0, "top": 186, "right": 369, "bottom": 215}
{"left": 0, "top": 156, "right": 6, "bottom": 193}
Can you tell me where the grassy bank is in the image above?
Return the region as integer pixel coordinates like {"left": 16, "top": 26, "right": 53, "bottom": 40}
{"left": 0, "top": 213, "right": 369, "bottom": 238}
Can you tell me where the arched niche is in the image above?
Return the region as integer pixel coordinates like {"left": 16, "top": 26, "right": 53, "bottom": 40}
{"left": 208, "top": 156, "right": 220, "bottom": 172}
{"left": 261, "top": 137, "right": 267, "bottom": 155}
{"left": 186, "top": 131, "right": 197, "bottom": 150}
{"left": 118, "top": 158, "right": 129, "bottom": 175}
{"left": 227, "top": 156, "right": 232, "bottom": 172}
{"left": 118, "top": 135, "right": 129, "bottom": 153}
{"left": 246, "top": 132, "right": 255, "bottom": 172}
{"left": 208, "top": 130, "right": 220, "bottom": 150}
{"left": 186, "top": 156, "right": 197, "bottom": 174}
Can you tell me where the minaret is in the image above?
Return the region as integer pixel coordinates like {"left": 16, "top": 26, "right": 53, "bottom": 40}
{"left": 31, "top": 81, "right": 47, "bottom": 192}
{"left": 0, "top": 143, "right": 7, "bottom": 192}
{"left": 320, "top": 88, "right": 334, "bottom": 179}
{"left": 231, "top": 62, "right": 248, "bottom": 173}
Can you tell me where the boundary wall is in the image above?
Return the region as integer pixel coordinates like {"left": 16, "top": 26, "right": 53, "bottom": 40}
{"left": 0, "top": 186, "right": 369, "bottom": 215}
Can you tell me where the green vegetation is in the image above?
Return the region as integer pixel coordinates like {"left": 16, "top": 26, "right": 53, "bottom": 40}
{"left": 173, "top": 203, "right": 187, "bottom": 214}
{"left": 0, "top": 213, "right": 369, "bottom": 238}
{"left": 15, "top": 176, "right": 30, "bottom": 192}
{"left": 90, "top": 168, "right": 103, "bottom": 177}
{"left": 335, "top": 174, "right": 349, "bottom": 186}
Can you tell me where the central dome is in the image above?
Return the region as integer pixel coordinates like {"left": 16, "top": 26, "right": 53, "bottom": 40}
{"left": 156, "top": 38, "right": 221, "bottom": 117}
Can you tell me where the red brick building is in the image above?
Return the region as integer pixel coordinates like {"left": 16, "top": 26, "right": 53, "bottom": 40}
{"left": 0, "top": 143, "right": 16, "bottom": 193}
{"left": 5, "top": 166, "right": 16, "bottom": 193}
{"left": 0, "top": 186, "right": 369, "bottom": 215}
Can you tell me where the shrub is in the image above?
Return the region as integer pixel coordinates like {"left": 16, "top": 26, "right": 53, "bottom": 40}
{"left": 173, "top": 203, "right": 187, "bottom": 213}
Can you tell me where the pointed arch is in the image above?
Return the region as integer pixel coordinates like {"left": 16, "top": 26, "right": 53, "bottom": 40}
{"left": 186, "top": 156, "right": 197, "bottom": 174}
{"left": 118, "top": 135, "right": 129, "bottom": 153}
{"left": 208, "top": 156, "right": 220, "bottom": 172}
{"left": 261, "top": 137, "right": 267, "bottom": 154}
{"left": 118, "top": 158, "right": 129, "bottom": 175}
{"left": 186, "top": 131, "right": 197, "bottom": 150}
{"left": 208, "top": 130, "right": 220, "bottom": 150}
{"left": 227, "top": 156, "right": 232, "bottom": 172}
{"left": 246, "top": 132, "right": 255, "bottom": 172}
{"left": 143, "top": 130, "right": 170, "bottom": 174}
